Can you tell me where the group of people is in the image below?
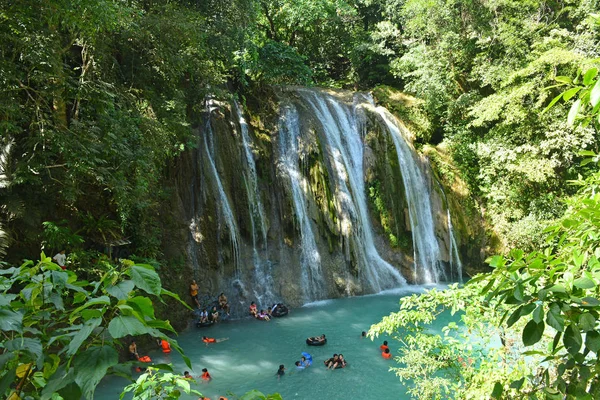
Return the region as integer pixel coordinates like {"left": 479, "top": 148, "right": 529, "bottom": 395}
{"left": 190, "top": 279, "right": 231, "bottom": 316}
{"left": 362, "top": 331, "right": 393, "bottom": 359}
{"left": 248, "top": 301, "right": 288, "bottom": 320}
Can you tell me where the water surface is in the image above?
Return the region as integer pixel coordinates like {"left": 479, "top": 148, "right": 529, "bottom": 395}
{"left": 97, "top": 286, "right": 447, "bottom": 399}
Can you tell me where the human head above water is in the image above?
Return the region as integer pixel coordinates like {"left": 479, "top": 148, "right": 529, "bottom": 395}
{"left": 384, "top": 348, "right": 390, "bottom": 354}
{"left": 383, "top": 340, "right": 388, "bottom": 345}
{"left": 202, "top": 368, "right": 208, "bottom": 372}
{"left": 279, "top": 364, "right": 285, "bottom": 370}
{"left": 361, "top": 331, "right": 366, "bottom": 337}
{"left": 295, "top": 361, "right": 301, "bottom": 366}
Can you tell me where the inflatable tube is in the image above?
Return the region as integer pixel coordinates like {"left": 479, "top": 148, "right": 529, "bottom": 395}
{"left": 196, "top": 320, "right": 214, "bottom": 328}
{"left": 306, "top": 338, "right": 327, "bottom": 346}
{"left": 271, "top": 305, "right": 289, "bottom": 317}
{"left": 301, "top": 352, "right": 313, "bottom": 366}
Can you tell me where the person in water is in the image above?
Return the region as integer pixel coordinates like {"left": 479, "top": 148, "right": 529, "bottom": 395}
{"left": 157, "top": 338, "right": 171, "bottom": 353}
{"left": 249, "top": 301, "right": 258, "bottom": 317}
{"left": 361, "top": 331, "right": 367, "bottom": 338}
{"left": 218, "top": 292, "right": 230, "bottom": 315}
{"left": 128, "top": 340, "right": 139, "bottom": 360}
{"left": 210, "top": 306, "right": 220, "bottom": 322}
{"left": 382, "top": 348, "right": 392, "bottom": 359}
{"left": 202, "top": 336, "right": 229, "bottom": 346}
{"left": 309, "top": 334, "right": 326, "bottom": 343}
{"left": 276, "top": 364, "right": 285, "bottom": 379}
{"left": 183, "top": 371, "right": 194, "bottom": 379}
{"left": 380, "top": 340, "right": 389, "bottom": 352}
{"left": 258, "top": 309, "right": 270, "bottom": 321}
{"left": 301, "top": 354, "right": 312, "bottom": 367}
{"left": 189, "top": 280, "right": 200, "bottom": 308}
{"left": 201, "top": 368, "right": 212, "bottom": 381}
{"left": 330, "top": 354, "right": 347, "bottom": 369}
{"left": 324, "top": 354, "right": 339, "bottom": 368}
{"left": 295, "top": 361, "right": 305, "bottom": 370}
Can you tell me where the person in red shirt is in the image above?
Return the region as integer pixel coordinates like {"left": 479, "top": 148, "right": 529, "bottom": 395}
{"left": 201, "top": 368, "right": 212, "bottom": 381}
{"left": 380, "top": 340, "right": 389, "bottom": 352}
{"left": 382, "top": 348, "right": 392, "bottom": 359}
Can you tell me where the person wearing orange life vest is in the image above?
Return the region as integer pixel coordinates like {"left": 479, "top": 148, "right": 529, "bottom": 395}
{"left": 159, "top": 339, "right": 171, "bottom": 353}
{"left": 202, "top": 336, "right": 229, "bottom": 346}
{"left": 380, "top": 340, "right": 389, "bottom": 352}
{"left": 382, "top": 348, "right": 392, "bottom": 359}
{"left": 201, "top": 368, "right": 212, "bottom": 381}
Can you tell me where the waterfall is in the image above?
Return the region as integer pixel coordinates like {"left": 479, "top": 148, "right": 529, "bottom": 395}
{"left": 277, "top": 104, "right": 326, "bottom": 302}
{"left": 371, "top": 106, "right": 445, "bottom": 283}
{"left": 233, "top": 100, "right": 276, "bottom": 307}
{"left": 297, "top": 90, "right": 406, "bottom": 291}
{"left": 447, "top": 209, "right": 463, "bottom": 283}
{"left": 203, "top": 102, "right": 241, "bottom": 278}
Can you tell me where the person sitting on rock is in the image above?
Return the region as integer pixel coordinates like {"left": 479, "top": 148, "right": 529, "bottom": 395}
{"left": 249, "top": 301, "right": 258, "bottom": 317}
{"left": 199, "top": 308, "right": 209, "bottom": 323}
{"left": 210, "top": 306, "right": 220, "bottom": 322}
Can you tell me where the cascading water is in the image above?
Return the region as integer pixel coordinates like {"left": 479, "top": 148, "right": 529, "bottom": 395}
{"left": 447, "top": 209, "right": 463, "bottom": 283}
{"left": 297, "top": 90, "right": 406, "bottom": 291}
{"left": 370, "top": 105, "right": 445, "bottom": 283}
{"left": 277, "top": 103, "right": 326, "bottom": 302}
{"left": 203, "top": 102, "right": 241, "bottom": 278}
{"left": 233, "top": 100, "right": 276, "bottom": 307}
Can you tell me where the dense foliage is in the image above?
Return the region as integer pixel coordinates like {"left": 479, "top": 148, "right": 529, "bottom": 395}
{"left": 371, "top": 69, "right": 600, "bottom": 399}
{"left": 0, "top": 254, "right": 192, "bottom": 399}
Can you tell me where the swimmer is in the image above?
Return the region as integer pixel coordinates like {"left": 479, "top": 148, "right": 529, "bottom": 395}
{"left": 276, "top": 364, "right": 285, "bottom": 379}
{"left": 201, "top": 368, "right": 212, "bottom": 381}
{"left": 295, "top": 361, "right": 305, "bottom": 370}
{"left": 183, "top": 371, "right": 194, "bottom": 379}
{"left": 202, "top": 336, "right": 229, "bottom": 346}
{"left": 382, "top": 348, "right": 392, "bottom": 359}
{"left": 380, "top": 340, "right": 389, "bottom": 352}
{"left": 361, "top": 331, "right": 367, "bottom": 338}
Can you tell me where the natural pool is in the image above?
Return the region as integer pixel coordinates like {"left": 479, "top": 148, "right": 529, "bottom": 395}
{"left": 96, "top": 285, "right": 450, "bottom": 399}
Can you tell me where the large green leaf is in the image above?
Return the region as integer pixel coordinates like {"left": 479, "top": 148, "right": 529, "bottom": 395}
{"left": 106, "top": 280, "right": 135, "bottom": 300}
{"left": 74, "top": 345, "right": 119, "bottom": 399}
{"left": 591, "top": 79, "right": 600, "bottom": 107}
{"left": 127, "top": 296, "right": 155, "bottom": 319}
{"left": 70, "top": 296, "right": 111, "bottom": 321}
{"left": 585, "top": 331, "right": 600, "bottom": 352}
{"left": 108, "top": 315, "right": 153, "bottom": 338}
{"left": 128, "top": 265, "right": 161, "bottom": 295}
{"left": 66, "top": 318, "right": 102, "bottom": 356}
{"left": 0, "top": 308, "right": 23, "bottom": 332}
{"left": 567, "top": 98, "right": 581, "bottom": 126}
{"left": 522, "top": 320, "right": 545, "bottom": 346}
{"left": 578, "top": 313, "right": 596, "bottom": 332}
{"left": 41, "top": 366, "right": 76, "bottom": 400}
{"left": 573, "top": 277, "right": 595, "bottom": 289}
{"left": 546, "top": 305, "right": 565, "bottom": 332}
{"left": 563, "top": 324, "right": 582, "bottom": 355}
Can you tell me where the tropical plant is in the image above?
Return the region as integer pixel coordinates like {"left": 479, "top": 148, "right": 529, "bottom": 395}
{"left": 0, "top": 254, "right": 190, "bottom": 399}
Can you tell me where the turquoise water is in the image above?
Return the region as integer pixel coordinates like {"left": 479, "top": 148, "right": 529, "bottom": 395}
{"left": 96, "top": 286, "right": 448, "bottom": 399}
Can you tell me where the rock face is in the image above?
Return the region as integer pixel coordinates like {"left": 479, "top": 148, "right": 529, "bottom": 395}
{"left": 161, "top": 88, "right": 484, "bottom": 314}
